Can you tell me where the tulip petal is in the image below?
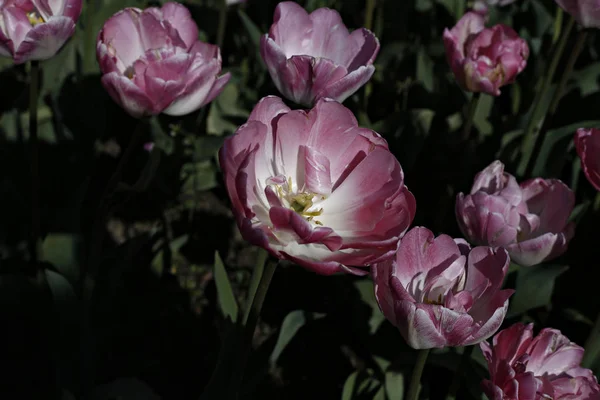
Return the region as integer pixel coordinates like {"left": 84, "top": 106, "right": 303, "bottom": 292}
{"left": 100, "top": 72, "right": 154, "bottom": 117}
{"left": 3, "top": 6, "right": 32, "bottom": 54}
{"left": 14, "top": 15, "right": 74, "bottom": 63}
{"left": 161, "top": 61, "right": 225, "bottom": 116}
{"left": 575, "top": 128, "right": 600, "bottom": 191}
{"left": 347, "top": 28, "right": 379, "bottom": 71}
{"left": 159, "top": 1, "right": 198, "bottom": 49}
{"left": 507, "top": 232, "right": 565, "bottom": 267}
{"left": 318, "top": 148, "right": 402, "bottom": 232}
{"left": 317, "top": 64, "right": 375, "bottom": 104}
{"left": 299, "top": 145, "right": 332, "bottom": 195}
{"left": 99, "top": 8, "right": 146, "bottom": 70}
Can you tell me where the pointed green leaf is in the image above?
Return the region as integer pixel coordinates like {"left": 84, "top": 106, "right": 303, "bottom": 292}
{"left": 214, "top": 251, "right": 238, "bottom": 323}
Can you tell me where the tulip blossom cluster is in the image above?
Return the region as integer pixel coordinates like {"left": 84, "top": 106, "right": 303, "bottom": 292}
{"left": 481, "top": 323, "right": 600, "bottom": 399}
{"left": 260, "top": 1, "right": 379, "bottom": 107}
{"left": 219, "top": 96, "right": 416, "bottom": 275}
{"left": 0, "top": 0, "right": 82, "bottom": 64}
{"left": 456, "top": 160, "right": 575, "bottom": 267}
{"left": 5, "top": 0, "right": 598, "bottom": 396}
{"left": 575, "top": 128, "right": 600, "bottom": 191}
{"left": 372, "top": 227, "right": 513, "bottom": 349}
{"left": 96, "top": 2, "right": 230, "bottom": 118}
{"left": 443, "top": 11, "right": 529, "bottom": 96}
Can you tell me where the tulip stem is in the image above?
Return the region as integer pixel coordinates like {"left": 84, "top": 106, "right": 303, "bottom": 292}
{"left": 518, "top": 15, "right": 575, "bottom": 177}
{"left": 216, "top": 0, "right": 228, "bottom": 49}
{"left": 446, "top": 345, "right": 474, "bottom": 400}
{"left": 80, "top": 120, "right": 145, "bottom": 394}
{"left": 455, "top": 0, "right": 465, "bottom": 22}
{"left": 524, "top": 28, "right": 588, "bottom": 178}
{"left": 228, "top": 259, "right": 278, "bottom": 398}
{"left": 406, "top": 349, "right": 430, "bottom": 400}
{"left": 29, "top": 60, "right": 41, "bottom": 266}
{"left": 461, "top": 92, "right": 480, "bottom": 141}
{"left": 364, "top": 0, "right": 376, "bottom": 31}
{"left": 583, "top": 311, "right": 600, "bottom": 368}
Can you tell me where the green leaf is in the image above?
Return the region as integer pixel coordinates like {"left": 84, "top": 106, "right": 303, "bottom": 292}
{"left": 507, "top": 264, "right": 569, "bottom": 318}
{"left": 46, "top": 270, "right": 78, "bottom": 393}
{"left": 237, "top": 9, "right": 263, "bottom": 52}
{"left": 243, "top": 249, "right": 268, "bottom": 324}
{"left": 213, "top": 251, "right": 238, "bottom": 323}
{"left": 269, "top": 310, "right": 325, "bottom": 367}
{"left": 342, "top": 371, "right": 359, "bottom": 400}
{"left": 354, "top": 279, "right": 386, "bottom": 334}
{"left": 532, "top": 120, "right": 600, "bottom": 177}
{"left": 151, "top": 235, "right": 189, "bottom": 276}
{"left": 416, "top": 47, "right": 434, "bottom": 92}
{"left": 42, "top": 234, "right": 82, "bottom": 282}
{"left": 385, "top": 370, "right": 404, "bottom": 400}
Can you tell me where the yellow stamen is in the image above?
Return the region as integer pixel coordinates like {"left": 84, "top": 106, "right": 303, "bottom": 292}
{"left": 27, "top": 12, "right": 44, "bottom": 26}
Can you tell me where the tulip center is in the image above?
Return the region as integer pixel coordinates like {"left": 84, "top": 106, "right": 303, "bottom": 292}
{"left": 270, "top": 176, "right": 325, "bottom": 225}
{"left": 27, "top": 12, "right": 45, "bottom": 26}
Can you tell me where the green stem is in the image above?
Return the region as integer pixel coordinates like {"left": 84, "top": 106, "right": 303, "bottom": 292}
{"left": 548, "top": 29, "right": 588, "bottom": 116}
{"left": 79, "top": 120, "right": 145, "bottom": 394}
{"left": 406, "top": 349, "right": 430, "bottom": 400}
{"left": 29, "top": 60, "right": 41, "bottom": 266}
{"left": 461, "top": 92, "right": 480, "bottom": 141}
{"left": 583, "top": 311, "right": 600, "bottom": 368}
{"left": 446, "top": 346, "right": 474, "bottom": 400}
{"left": 593, "top": 192, "right": 600, "bottom": 213}
{"left": 524, "top": 28, "right": 588, "bottom": 178}
{"left": 216, "top": 0, "right": 228, "bottom": 50}
{"left": 364, "top": 0, "right": 376, "bottom": 31}
{"left": 455, "top": 0, "right": 465, "bottom": 21}
{"left": 83, "top": 0, "right": 95, "bottom": 75}
{"left": 229, "top": 260, "right": 278, "bottom": 399}
{"left": 518, "top": 15, "right": 575, "bottom": 177}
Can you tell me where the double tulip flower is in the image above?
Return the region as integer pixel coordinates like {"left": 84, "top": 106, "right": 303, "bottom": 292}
{"left": 0, "top": 0, "right": 81, "bottom": 64}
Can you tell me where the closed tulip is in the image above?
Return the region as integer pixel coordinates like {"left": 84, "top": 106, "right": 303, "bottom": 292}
{"left": 443, "top": 11, "right": 529, "bottom": 96}
{"left": 575, "top": 128, "right": 600, "bottom": 191}
{"left": 456, "top": 160, "right": 575, "bottom": 266}
{"left": 0, "top": 0, "right": 82, "bottom": 64}
{"left": 219, "top": 96, "right": 415, "bottom": 275}
{"left": 96, "top": 2, "right": 230, "bottom": 118}
{"left": 481, "top": 323, "right": 600, "bottom": 399}
{"left": 372, "top": 227, "right": 513, "bottom": 349}
{"left": 260, "top": 2, "right": 379, "bottom": 107}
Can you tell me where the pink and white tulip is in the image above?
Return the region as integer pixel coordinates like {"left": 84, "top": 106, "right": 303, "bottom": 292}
{"left": 456, "top": 160, "right": 575, "bottom": 267}
{"left": 260, "top": 2, "right": 379, "bottom": 107}
{"left": 219, "top": 96, "right": 415, "bottom": 275}
{"left": 443, "top": 11, "right": 529, "bottom": 96}
{"left": 372, "top": 227, "right": 513, "bottom": 349}
{"left": 554, "top": 0, "right": 600, "bottom": 28}
{"left": 481, "top": 323, "right": 600, "bottom": 400}
{"left": 96, "top": 2, "right": 230, "bottom": 118}
{"left": 575, "top": 128, "right": 600, "bottom": 191}
{"left": 0, "top": 0, "right": 82, "bottom": 64}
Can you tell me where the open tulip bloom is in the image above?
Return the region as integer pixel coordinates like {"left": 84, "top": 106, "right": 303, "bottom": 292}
{"left": 575, "top": 128, "right": 600, "bottom": 191}
{"left": 219, "top": 96, "right": 416, "bottom": 275}
{"left": 456, "top": 160, "right": 575, "bottom": 267}
{"left": 481, "top": 323, "right": 600, "bottom": 399}
{"left": 372, "top": 227, "right": 513, "bottom": 349}
{"left": 96, "top": 2, "right": 230, "bottom": 118}
{"left": 443, "top": 11, "right": 529, "bottom": 96}
{"left": 0, "top": 0, "right": 82, "bottom": 64}
{"left": 260, "top": 2, "right": 379, "bottom": 107}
